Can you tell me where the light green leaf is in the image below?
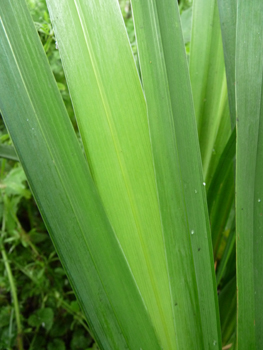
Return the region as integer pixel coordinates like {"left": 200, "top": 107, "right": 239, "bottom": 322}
{"left": 2, "top": 167, "right": 31, "bottom": 199}
{"left": 190, "top": 0, "right": 231, "bottom": 186}
{"left": 218, "top": 0, "right": 237, "bottom": 128}
{"left": 46, "top": 0, "right": 176, "bottom": 348}
{"left": 180, "top": 7, "right": 192, "bottom": 44}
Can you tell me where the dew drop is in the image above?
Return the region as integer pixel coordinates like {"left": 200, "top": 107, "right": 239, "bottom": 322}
{"left": 32, "top": 128, "right": 34, "bottom": 130}
{"left": 203, "top": 182, "right": 206, "bottom": 186}
{"left": 213, "top": 340, "right": 217, "bottom": 346}
{"left": 194, "top": 190, "right": 197, "bottom": 194}
{"left": 26, "top": 119, "right": 29, "bottom": 122}
{"left": 191, "top": 230, "right": 194, "bottom": 235}
{"left": 42, "top": 322, "right": 45, "bottom": 328}
{"left": 55, "top": 40, "right": 59, "bottom": 50}
{"left": 258, "top": 199, "right": 261, "bottom": 203}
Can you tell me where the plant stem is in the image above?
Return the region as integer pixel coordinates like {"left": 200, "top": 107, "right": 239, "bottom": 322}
{"left": 1, "top": 216, "right": 24, "bottom": 350}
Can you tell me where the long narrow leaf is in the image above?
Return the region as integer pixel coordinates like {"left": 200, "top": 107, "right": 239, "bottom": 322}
{"left": 236, "top": 1, "right": 263, "bottom": 348}
{"left": 131, "top": 0, "right": 221, "bottom": 348}
{"left": 207, "top": 127, "right": 236, "bottom": 254}
{"left": 190, "top": 0, "right": 231, "bottom": 186}
{"left": 219, "top": 277, "right": 236, "bottom": 346}
{"left": 45, "top": 0, "right": 177, "bottom": 348}
{"left": 0, "top": 2, "right": 161, "bottom": 349}
{"left": 218, "top": 0, "right": 237, "bottom": 128}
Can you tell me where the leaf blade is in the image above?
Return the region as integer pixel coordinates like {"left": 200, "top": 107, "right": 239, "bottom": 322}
{"left": 0, "top": 2, "right": 161, "bottom": 349}
{"left": 235, "top": 1, "right": 263, "bottom": 348}
{"left": 190, "top": 0, "right": 231, "bottom": 186}
{"left": 131, "top": 0, "right": 221, "bottom": 348}
{"left": 46, "top": 0, "right": 180, "bottom": 348}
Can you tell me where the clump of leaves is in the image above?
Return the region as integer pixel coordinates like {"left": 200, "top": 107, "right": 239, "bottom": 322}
{"left": 0, "top": 1, "right": 101, "bottom": 348}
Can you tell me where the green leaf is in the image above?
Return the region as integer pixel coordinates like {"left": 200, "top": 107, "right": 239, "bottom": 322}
{"left": 216, "top": 219, "right": 235, "bottom": 286}
{"left": 219, "top": 277, "right": 236, "bottom": 346}
{"left": 0, "top": 1, "right": 161, "bottom": 349}
{"left": 0, "top": 144, "right": 18, "bottom": 161}
{"left": 210, "top": 170, "right": 234, "bottom": 258}
{"left": 180, "top": 7, "right": 192, "bottom": 44}
{"left": 190, "top": 0, "right": 231, "bottom": 186}
{"left": 235, "top": 1, "right": 263, "bottom": 348}
{"left": 71, "top": 329, "right": 92, "bottom": 350}
{"left": 218, "top": 0, "right": 237, "bottom": 128}
{"left": 28, "top": 308, "right": 54, "bottom": 331}
{"left": 2, "top": 166, "right": 31, "bottom": 199}
{"left": 207, "top": 127, "right": 236, "bottom": 212}
{"left": 48, "top": 339, "right": 65, "bottom": 350}
{"left": 131, "top": 0, "right": 221, "bottom": 348}
{"left": 207, "top": 127, "right": 236, "bottom": 255}
{"left": 46, "top": 0, "right": 177, "bottom": 348}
